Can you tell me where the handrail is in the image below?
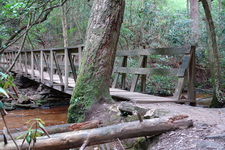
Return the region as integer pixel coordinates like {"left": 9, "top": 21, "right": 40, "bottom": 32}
{"left": 1, "top": 45, "right": 84, "bottom": 93}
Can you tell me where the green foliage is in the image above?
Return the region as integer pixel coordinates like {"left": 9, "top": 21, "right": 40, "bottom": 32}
{"left": 17, "top": 118, "right": 50, "bottom": 147}
{"left": 146, "top": 75, "right": 177, "bottom": 96}
{"left": 0, "top": 72, "right": 15, "bottom": 97}
{"left": 0, "top": 101, "right": 5, "bottom": 110}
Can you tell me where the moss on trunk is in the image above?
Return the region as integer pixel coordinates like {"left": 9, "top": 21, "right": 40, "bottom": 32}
{"left": 67, "top": 0, "right": 125, "bottom": 123}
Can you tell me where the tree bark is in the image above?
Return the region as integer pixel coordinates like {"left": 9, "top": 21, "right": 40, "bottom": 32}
{"left": 0, "top": 117, "right": 193, "bottom": 150}
{"left": 60, "top": 1, "right": 69, "bottom": 47}
{"left": 68, "top": 0, "right": 125, "bottom": 123}
{"left": 190, "top": 0, "right": 199, "bottom": 44}
{"left": 201, "top": 0, "right": 224, "bottom": 107}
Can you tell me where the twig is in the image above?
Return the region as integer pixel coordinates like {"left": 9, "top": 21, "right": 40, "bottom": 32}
{"left": 117, "top": 138, "right": 125, "bottom": 150}
{"left": 1, "top": 112, "right": 20, "bottom": 150}
{"left": 79, "top": 139, "right": 89, "bottom": 150}
{"left": 137, "top": 112, "right": 143, "bottom": 123}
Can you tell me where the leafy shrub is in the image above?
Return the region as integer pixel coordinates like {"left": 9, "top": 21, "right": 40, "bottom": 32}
{"left": 146, "top": 75, "right": 177, "bottom": 96}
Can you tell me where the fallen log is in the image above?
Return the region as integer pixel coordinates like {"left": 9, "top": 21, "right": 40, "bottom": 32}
{"left": 0, "top": 116, "right": 193, "bottom": 150}
{"left": 0, "top": 119, "right": 100, "bottom": 142}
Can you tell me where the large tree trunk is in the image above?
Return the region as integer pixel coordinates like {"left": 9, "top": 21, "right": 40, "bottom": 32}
{"left": 201, "top": 0, "right": 224, "bottom": 107}
{"left": 0, "top": 117, "right": 193, "bottom": 150}
{"left": 67, "top": 0, "right": 125, "bottom": 123}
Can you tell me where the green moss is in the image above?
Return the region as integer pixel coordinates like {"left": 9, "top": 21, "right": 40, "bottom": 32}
{"left": 67, "top": 64, "right": 112, "bottom": 123}
{"left": 125, "top": 137, "right": 149, "bottom": 150}
{"left": 209, "top": 93, "right": 224, "bottom": 108}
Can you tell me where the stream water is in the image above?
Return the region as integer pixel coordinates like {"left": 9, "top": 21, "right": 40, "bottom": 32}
{"left": 0, "top": 106, "right": 68, "bottom": 130}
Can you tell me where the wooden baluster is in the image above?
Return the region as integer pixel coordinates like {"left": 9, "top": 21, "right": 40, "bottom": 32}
{"left": 64, "top": 48, "right": 69, "bottom": 91}
{"left": 40, "top": 50, "right": 44, "bottom": 82}
{"left": 121, "top": 56, "right": 127, "bottom": 89}
{"left": 24, "top": 52, "right": 28, "bottom": 76}
{"left": 19, "top": 52, "right": 22, "bottom": 74}
{"left": 78, "top": 46, "right": 82, "bottom": 67}
{"left": 130, "top": 56, "right": 145, "bottom": 92}
{"left": 112, "top": 58, "right": 124, "bottom": 88}
{"left": 50, "top": 49, "right": 54, "bottom": 85}
{"left": 68, "top": 49, "right": 77, "bottom": 82}
{"left": 53, "top": 51, "right": 63, "bottom": 86}
{"left": 31, "top": 50, "right": 34, "bottom": 79}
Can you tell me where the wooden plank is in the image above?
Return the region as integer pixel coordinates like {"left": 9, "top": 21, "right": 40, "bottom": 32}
{"left": 173, "top": 77, "right": 185, "bottom": 100}
{"left": 114, "top": 67, "right": 184, "bottom": 76}
{"left": 31, "top": 50, "right": 34, "bottom": 79}
{"left": 50, "top": 50, "right": 54, "bottom": 85}
{"left": 40, "top": 51, "right": 44, "bottom": 82}
{"left": 64, "top": 48, "right": 69, "bottom": 90}
{"left": 116, "top": 46, "right": 191, "bottom": 57}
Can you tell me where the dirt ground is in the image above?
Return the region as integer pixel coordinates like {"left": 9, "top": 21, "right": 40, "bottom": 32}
{"left": 84, "top": 101, "right": 225, "bottom": 150}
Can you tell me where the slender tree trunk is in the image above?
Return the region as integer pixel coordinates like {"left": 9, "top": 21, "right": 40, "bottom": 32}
{"left": 190, "top": 0, "right": 199, "bottom": 44}
{"left": 201, "top": 0, "right": 224, "bottom": 107}
{"left": 68, "top": 0, "right": 125, "bottom": 123}
{"left": 61, "top": 1, "right": 68, "bottom": 47}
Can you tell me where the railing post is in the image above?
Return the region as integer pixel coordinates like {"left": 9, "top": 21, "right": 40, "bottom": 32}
{"left": 121, "top": 56, "right": 127, "bottom": 89}
{"left": 78, "top": 46, "right": 82, "bottom": 67}
{"left": 40, "top": 50, "right": 44, "bottom": 82}
{"left": 31, "top": 50, "right": 34, "bottom": 79}
{"left": 24, "top": 52, "right": 28, "bottom": 76}
{"left": 19, "top": 52, "right": 22, "bottom": 73}
{"left": 141, "top": 56, "right": 147, "bottom": 93}
{"left": 188, "top": 46, "right": 196, "bottom": 106}
{"left": 64, "top": 48, "right": 69, "bottom": 91}
{"left": 50, "top": 49, "right": 53, "bottom": 85}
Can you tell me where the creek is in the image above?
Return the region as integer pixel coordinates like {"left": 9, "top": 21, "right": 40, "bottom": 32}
{"left": 0, "top": 106, "right": 68, "bottom": 130}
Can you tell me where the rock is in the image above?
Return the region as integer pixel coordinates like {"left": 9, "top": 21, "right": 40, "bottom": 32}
{"left": 40, "top": 88, "right": 51, "bottom": 95}
{"left": 118, "top": 102, "right": 149, "bottom": 116}
{"left": 196, "top": 141, "right": 224, "bottom": 150}
{"left": 17, "top": 94, "right": 30, "bottom": 104}
{"left": 144, "top": 109, "right": 156, "bottom": 119}
{"left": 29, "top": 95, "right": 42, "bottom": 101}
{"left": 15, "top": 103, "right": 38, "bottom": 109}
{"left": 4, "top": 101, "right": 16, "bottom": 110}
{"left": 144, "top": 108, "right": 171, "bottom": 119}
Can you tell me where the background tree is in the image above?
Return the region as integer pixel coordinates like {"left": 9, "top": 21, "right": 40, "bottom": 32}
{"left": 200, "top": 0, "right": 224, "bottom": 107}
{"left": 67, "top": 0, "right": 125, "bottom": 123}
{"left": 0, "top": 0, "right": 68, "bottom": 53}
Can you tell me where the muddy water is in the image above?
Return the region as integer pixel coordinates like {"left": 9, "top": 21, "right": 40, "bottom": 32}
{"left": 0, "top": 106, "right": 68, "bottom": 130}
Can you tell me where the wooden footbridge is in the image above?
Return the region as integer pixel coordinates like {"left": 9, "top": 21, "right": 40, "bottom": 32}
{"left": 0, "top": 45, "right": 196, "bottom": 104}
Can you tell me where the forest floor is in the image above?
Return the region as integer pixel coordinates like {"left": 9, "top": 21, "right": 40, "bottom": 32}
{"left": 10, "top": 75, "right": 225, "bottom": 150}
{"left": 84, "top": 100, "right": 225, "bottom": 150}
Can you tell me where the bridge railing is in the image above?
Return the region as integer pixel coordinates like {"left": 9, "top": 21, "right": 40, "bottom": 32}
{"left": 112, "top": 45, "right": 196, "bottom": 103}
{"left": 1, "top": 45, "right": 83, "bottom": 93}
{"left": 0, "top": 45, "right": 196, "bottom": 104}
